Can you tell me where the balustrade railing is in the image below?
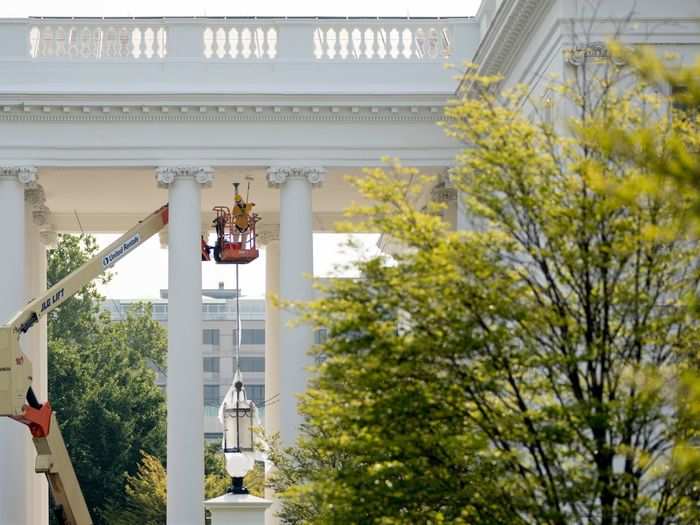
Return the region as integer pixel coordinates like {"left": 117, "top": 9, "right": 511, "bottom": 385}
{"left": 23, "top": 18, "right": 465, "bottom": 62}
{"left": 202, "top": 24, "right": 278, "bottom": 59}
{"left": 29, "top": 22, "right": 167, "bottom": 59}
{"left": 312, "top": 23, "right": 452, "bottom": 61}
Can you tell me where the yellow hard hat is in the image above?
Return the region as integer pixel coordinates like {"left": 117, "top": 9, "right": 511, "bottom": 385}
{"left": 235, "top": 194, "right": 242, "bottom": 201}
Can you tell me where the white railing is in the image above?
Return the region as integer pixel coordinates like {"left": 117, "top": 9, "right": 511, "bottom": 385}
{"left": 29, "top": 23, "right": 167, "bottom": 59}
{"left": 312, "top": 23, "right": 452, "bottom": 61}
{"left": 202, "top": 25, "right": 278, "bottom": 60}
{"left": 23, "top": 19, "right": 467, "bottom": 62}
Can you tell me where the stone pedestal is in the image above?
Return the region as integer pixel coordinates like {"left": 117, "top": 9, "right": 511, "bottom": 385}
{"left": 205, "top": 493, "right": 272, "bottom": 525}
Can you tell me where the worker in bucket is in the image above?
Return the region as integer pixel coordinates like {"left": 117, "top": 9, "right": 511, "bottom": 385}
{"left": 231, "top": 184, "right": 255, "bottom": 244}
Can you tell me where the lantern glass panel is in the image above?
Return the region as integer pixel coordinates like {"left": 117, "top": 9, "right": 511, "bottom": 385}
{"left": 223, "top": 400, "right": 255, "bottom": 452}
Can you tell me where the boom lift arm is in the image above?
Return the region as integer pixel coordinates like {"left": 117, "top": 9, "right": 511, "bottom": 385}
{"left": 0, "top": 204, "right": 169, "bottom": 525}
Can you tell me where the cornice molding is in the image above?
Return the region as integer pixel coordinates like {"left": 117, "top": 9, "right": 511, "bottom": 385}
{"left": 155, "top": 166, "right": 214, "bottom": 188}
{"left": 266, "top": 167, "right": 326, "bottom": 189}
{"left": 0, "top": 104, "right": 444, "bottom": 123}
{"left": 472, "top": 0, "right": 554, "bottom": 79}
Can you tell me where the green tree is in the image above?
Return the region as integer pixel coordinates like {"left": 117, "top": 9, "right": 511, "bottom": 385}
{"left": 47, "top": 234, "right": 167, "bottom": 524}
{"left": 46, "top": 234, "right": 107, "bottom": 344}
{"left": 581, "top": 44, "right": 700, "bottom": 524}
{"left": 271, "top": 62, "right": 700, "bottom": 524}
{"left": 101, "top": 452, "right": 167, "bottom": 525}
{"left": 103, "top": 443, "right": 266, "bottom": 525}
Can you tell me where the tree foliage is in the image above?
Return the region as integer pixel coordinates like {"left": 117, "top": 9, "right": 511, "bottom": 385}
{"left": 101, "top": 452, "right": 167, "bottom": 525}
{"left": 271, "top": 59, "right": 700, "bottom": 524}
{"left": 103, "top": 443, "right": 265, "bottom": 525}
{"left": 47, "top": 234, "right": 167, "bottom": 524}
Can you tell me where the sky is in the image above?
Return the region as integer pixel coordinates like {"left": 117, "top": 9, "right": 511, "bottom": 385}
{"left": 1, "top": 0, "right": 482, "bottom": 19}
{"left": 9, "top": 0, "right": 483, "bottom": 299}
{"left": 94, "top": 232, "right": 381, "bottom": 299}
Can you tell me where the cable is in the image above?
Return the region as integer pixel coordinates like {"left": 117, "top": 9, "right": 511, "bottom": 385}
{"left": 235, "top": 262, "right": 241, "bottom": 374}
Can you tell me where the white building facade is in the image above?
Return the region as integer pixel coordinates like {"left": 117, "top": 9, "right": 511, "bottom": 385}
{"left": 0, "top": 2, "right": 699, "bottom": 524}
{"left": 103, "top": 287, "right": 268, "bottom": 441}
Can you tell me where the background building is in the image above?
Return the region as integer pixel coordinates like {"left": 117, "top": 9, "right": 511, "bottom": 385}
{"left": 103, "top": 283, "right": 266, "bottom": 443}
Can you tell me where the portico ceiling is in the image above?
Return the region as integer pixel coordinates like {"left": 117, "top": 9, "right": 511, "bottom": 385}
{"left": 39, "top": 166, "right": 443, "bottom": 233}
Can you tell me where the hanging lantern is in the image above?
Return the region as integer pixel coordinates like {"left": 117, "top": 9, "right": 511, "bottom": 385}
{"left": 223, "top": 379, "right": 255, "bottom": 454}
{"left": 220, "top": 372, "right": 260, "bottom": 494}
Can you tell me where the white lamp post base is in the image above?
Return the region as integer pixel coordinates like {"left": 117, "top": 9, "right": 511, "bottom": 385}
{"left": 205, "top": 493, "right": 273, "bottom": 525}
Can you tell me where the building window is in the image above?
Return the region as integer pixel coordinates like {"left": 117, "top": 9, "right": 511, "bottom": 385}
{"left": 239, "top": 357, "right": 265, "bottom": 373}
{"left": 246, "top": 384, "right": 265, "bottom": 405}
{"left": 314, "top": 329, "right": 328, "bottom": 345}
{"left": 204, "top": 385, "right": 220, "bottom": 407}
{"left": 204, "top": 432, "right": 223, "bottom": 443}
{"left": 203, "top": 357, "right": 220, "bottom": 373}
{"left": 203, "top": 329, "right": 220, "bottom": 345}
{"left": 242, "top": 329, "right": 265, "bottom": 345}
{"left": 233, "top": 329, "right": 266, "bottom": 345}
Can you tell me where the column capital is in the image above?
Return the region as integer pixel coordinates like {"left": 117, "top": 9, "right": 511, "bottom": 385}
{"left": 0, "top": 166, "right": 38, "bottom": 188}
{"left": 39, "top": 230, "right": 58, "bottom": 249}
{"left": 25, "top": 185, "right": 51, "bottom": 226}
{"left": 431, "top": 183, "right": 457, "bottom": 204}
{"left": 257, "top": 224, "right": 280, "bottom": 245}
{"left": 155, "top": 166, "right": 214, "bottom": 188}
{"left": 266, "top": 167, "right": 325, "bottom": 189}
{"left": 24, "top": 185, "right": 45, "bottom": 207}
{"left": 431, "top": 172, "right": 458, "bottom": 204}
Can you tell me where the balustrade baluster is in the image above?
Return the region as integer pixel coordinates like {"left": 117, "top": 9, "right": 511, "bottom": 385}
{"left": 241, "top": 27, "right": 251, "bottom": 59}
{"left": 215, "top": 28, "right": 225, "bottom": 59}
{"left": 402, "top": 27, "right": 413, "bottom": 59}
{"left": 203, "top": 27, "right": 213, "bottom": 59}
{"left": 389, "top": 28, "right": 399, "bottom": 59}
{"left": 224, "top": 28, "right": 234, "bottom": 59}
{"left": 95, "top": 27, "right": 103, "bottom": 58}
{"left": 331, "top": 27, "right": 340, "bottom": 59}
{"left": 441, "top": 27, "right": 451, "bottom": 58}
{"left": 117, "top": 27, "right": 128, "bottom": 57}
{"left": 134, "top": 27, "right": 144, "bottom": 59}
{"left": 377, "top": 27, "right": 386, "bottom": 59}
{"left": 266, "top": 28, "right": 277, "bottom": 59}
{"left": 363, "top": 27, "right": 374, "bottom": 59}
{"left": 339, "top": 28, "right": 349, "bottom": 59}
{"left": 255, "top": 28, "right": 265, "bottom": 59}
{"left": 225, "top": 27, "right": 232, "bottom": 59}
{"left": 41, "top": 27, "right": 53, "bottom": 57}
{"left": 158, "top": 27, "right": 167, "bottom": 58}
{"left": 67, "top": 27, "right": 79, "bottom": 58}
{"left": 313, "top": 27, "right": 323, "bottom": 59}
{"left": 351, "top": 28, "right": 361, "bottom": 59}
{"left": 144, "top": 27, "right": 155, "bottom": 59}
{"left": 428, "top": 27, "right": 438, "bottom": 58}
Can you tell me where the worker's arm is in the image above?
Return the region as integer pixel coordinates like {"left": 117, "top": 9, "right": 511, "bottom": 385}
{"left": 8, "top": 204, "right": 169, "bottom": 335}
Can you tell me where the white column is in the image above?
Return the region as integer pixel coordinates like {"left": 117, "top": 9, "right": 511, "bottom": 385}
{"left": 258, "top": 226, "right": 281, "bottom": 525}
{"left": 0, "top": 166, "right": 37, "bottom": 525}
{"left": 266, "top": 167, "right": 324, "bottom": 445}
{"left": 156, "top": 166, "right": 213, "bottom": 525}
{"left": 259, "top": 226, "right": 280, "bottom": 437}
{"left": 24, "top": 184, "right": 51, "bottom": 525}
